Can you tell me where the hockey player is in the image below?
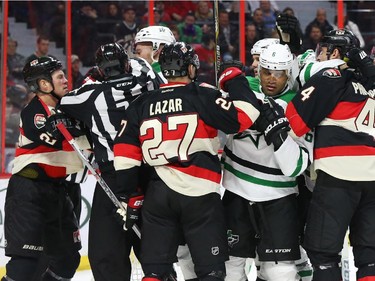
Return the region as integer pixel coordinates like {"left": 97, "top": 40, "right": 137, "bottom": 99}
{"left": 134, "top": 25, "right": 176, "bottom": 77}
{"left": 2, "top": 56, "right": 88, "bottom": 281}
{"left": 57, "top": 43, "right": 152, "bottom": 281}
{"left": 221, "top": 44, "right": 314, "bottom": 281}
{"left": 286, "top": 29, "right": 375, "bottom": 281}
{"left": 113, "top": 41, "right": 261, "bottom": 281}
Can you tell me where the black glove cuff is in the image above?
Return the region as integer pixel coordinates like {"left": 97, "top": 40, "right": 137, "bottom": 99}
{"left": 272, "top": 129, "right": 289, "bottom": 151}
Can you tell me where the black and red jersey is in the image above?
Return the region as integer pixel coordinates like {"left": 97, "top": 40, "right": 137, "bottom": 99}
{"left": 286, "top": 67, "right": 375, "bottom": 181}
{"left": 12, "top": 96, "right": 87, "bottom": 179}
{"left": 114, "top": 76, "right": 260, "bottom": 196}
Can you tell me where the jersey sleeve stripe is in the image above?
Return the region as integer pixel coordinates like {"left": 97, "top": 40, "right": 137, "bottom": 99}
{"left": 232, "top": 100, "right": 259, "bottom": 131}
{"left": 113, "top": 143, "right": 142, "bottom": 161}
{"left": 315, "top": 145, "right": 375, "bottom": 159}
{"left": 168, "top": 164, "right": 222, "bottom": 184}
{"left": 286, "top": 102, "right": 310, "bottom": 137}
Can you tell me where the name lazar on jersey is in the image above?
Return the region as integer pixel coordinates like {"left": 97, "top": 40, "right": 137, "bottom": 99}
{"left": 149, "top": 98, "right": 183, "bottom": 116}
{"left": 352, "top": 82, "right": 375, "bottom": 98}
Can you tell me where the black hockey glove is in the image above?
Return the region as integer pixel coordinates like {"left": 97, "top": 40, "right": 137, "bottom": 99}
{"left": 276, "top": 14, "right": 302, "bottom": 54}
{"left": 115, "top": 193, "right": 144, "bottom": 231}
{"left": 218, "top": 60, "right": 244, "bottom": 92}
{"left": 256, "top": 98, "right": 290, "bottom": 151}
{"left": 45, "top": 112, "right": 79, "bottom": 140}
{"left": 347, "top": 48, "right": 375, "bottom": 78}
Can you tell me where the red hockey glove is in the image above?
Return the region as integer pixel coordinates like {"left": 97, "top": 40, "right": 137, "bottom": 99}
{"left": 218, "top": 67, "right": 243, "bottom": 92}
{"left": 115, "top": 193, "right": 144, "bottom": 231}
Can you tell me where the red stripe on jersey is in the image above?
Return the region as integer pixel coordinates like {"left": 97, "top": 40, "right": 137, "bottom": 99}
{"left": 286, "top": 103, "right": 310, "bottom": 137}
{"left": 315, "top": 145, "right": 375, "bottom": 159}
{"left": 39, "top": 163, "right": 67, "bottom": 178}
{"left": 15, "top": 145, "right": 59, "bottom": 157}
{"left": 236, "top": 107, "right": 253, "bottom": 132}
{"left": 169, "top": 164, "right": 222, "bottom": 184}
{"left": 327, "top": 101, "right": 363, "bottom": 120}
{"left": 114, "top": 143, "right": 142, "bottom": 161}
{"left": 358, "top": 277, "right": 375, "bottom": 281}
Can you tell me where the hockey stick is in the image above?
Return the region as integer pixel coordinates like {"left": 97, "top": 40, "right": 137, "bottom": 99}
{"left": 56, "top": 122, "right": 142, "bottom": 239}
{"left": 213, "top": 0, "right": 220, "bottom": 87}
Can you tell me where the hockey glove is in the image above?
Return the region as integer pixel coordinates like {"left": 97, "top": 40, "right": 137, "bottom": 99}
{"left": 115, "top": 193, "right": 144, "bottom": 231}
{"left": 347, "top": 48, "right": 375, "bottom": 78}
{"left": 84, "top": 66, "right": 104, "bottom": 82}
{"left": 276, "top": 14, "right": 302, "bottom": 54}
{"left": 218, "top": 63, "right": 244, "bottom": 92}
{"left": 256, "top": 98, "right": 290, "bottom": 151}
{"left": 45, "top": 112, "right": 78, "bottom": 140}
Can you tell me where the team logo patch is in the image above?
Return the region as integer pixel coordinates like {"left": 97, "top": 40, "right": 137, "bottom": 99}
{"left": 211, "top": 246, "right": 219, "bottom": 256}
{"left": 34, "top": 114, "right": 46, "bottom": 129}
{"left": 227, "top": 229, "right": 240, "bottom": 248}
{"left": 322, "top": 68, "right": 341, "bottom": 78}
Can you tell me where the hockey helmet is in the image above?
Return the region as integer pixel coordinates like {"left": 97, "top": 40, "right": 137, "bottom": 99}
{"left": 259, "top": 43, "right": 293, "bottom": 72}
{"left": 316, "top": 29, "right": 360, "bottom": 59}
{"left": 134, "top": 26, "right": 176, "bottom": 51}
{"left": 251, "top": 38, "right": 279, "bottom": 55}
{"left": 23, "top": 56, "right": 63, "bottom": 92}
{"left": 95, "top": 42, "right": 130, "bottom": 79}
{"left": 159, "top": 42, "right": 200, "bottom": 78}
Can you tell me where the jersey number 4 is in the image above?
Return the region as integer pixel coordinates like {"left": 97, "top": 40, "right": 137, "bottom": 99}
{"left": 356, "top": 98, "right": 375, "bottom": 137}
{"left": 141, "top": 114, "right": 199, "bottom": 165}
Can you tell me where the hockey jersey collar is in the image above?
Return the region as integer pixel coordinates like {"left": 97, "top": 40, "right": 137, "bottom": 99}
{"left": 160, "top": 82, "right": 188, "bottom": 89}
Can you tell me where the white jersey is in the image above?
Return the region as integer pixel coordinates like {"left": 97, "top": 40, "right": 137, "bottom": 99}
{"left": 299, "top": 59, "right": 345, "bottom": 86}
{"left": 221, "top": 87, "right": 314, "bottom": 202}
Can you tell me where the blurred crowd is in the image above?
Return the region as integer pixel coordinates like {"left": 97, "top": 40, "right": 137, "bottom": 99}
{"left": 3, "top": 0, "right": 375, "bottom": 150}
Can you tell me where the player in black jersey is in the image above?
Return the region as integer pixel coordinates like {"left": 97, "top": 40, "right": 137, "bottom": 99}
{"left": 286, "top": 29, "right": 375, "bottom": 281}
{"left": 58, "top": 42, "right": 153, "bottom": 281}
{"left": 113, "top": 42, "right": 261, "bottom": 281}
{"left": 2, "top": 57, "right": 88, "bottom": 281}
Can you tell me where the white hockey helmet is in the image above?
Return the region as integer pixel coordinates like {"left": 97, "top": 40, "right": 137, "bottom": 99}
{"left": 134, "top": 26, "right": 176, "bottom": 51}
{"left": 259, "top": 43, "right": 294, "bottom": 90}
{"left": 259, "top": 43, "right": 293, "bottom": 72}
{"left": 251, "top": 38, "right": 279, "bottom": 55}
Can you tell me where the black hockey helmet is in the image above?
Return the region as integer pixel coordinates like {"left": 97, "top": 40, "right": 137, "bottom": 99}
{"left": 95, "top": 42, "right": 130, "bottom": 79}
{"left": 23, "top": 56, "right": 63, "bottom": 92}
{"left": 159, "top": 42, "right": 200, "bottom": 78}
{"left": 317, "top": 29, "right": 360, "bottom": 59}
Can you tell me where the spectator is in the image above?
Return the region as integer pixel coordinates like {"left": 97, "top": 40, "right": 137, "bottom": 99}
{"left": 48, "top": 2, "right": 66, "bottom": 49}
{"left": 194, "top": 32, "right": 215, "bottom": 84}
{"left": 252, "top": 8, "right": 266, "bottom": 40}
{"left": 228, "top": 1, "right": 252, "bottom": 22}
{"left": 177, "top": 12, "right": 203, "bottom": 44}
{"left": 194, "top": 0, "right": 213, "bottom": 24}
{"left": 259, "top": 0, "right": 279, "bottom": 37}
{"left": 114, "top": 5, "right": 140, "bottom": 56}
{"left": 154, "top": 1, "right": 172, "bottom": 24}
{"left": 71, "top": 54, "right": 84, "bottom": 89}
{"left": 72, "top": 2, "right": 98, "bottom": 66}
{"left": 304, "top": 8, "right": 333, "bottom": 38}
{"left": 218, "top": 10, "right": 239, "bottom": 61}
{"left": 333, "top": 15, "right": 365, "bottom": 48}
{"left": 105, "top": 2, "right": 122, "bottom": 21}
{"left": 302, "top": 24, "right": 324, "bottom": 52}
{"left": 7, "top": 38, "right": 26, "bottom": 82}
{"left": 163, "top": 0, "right": 196, "bottom": 22}
{"left": 25, "top": 35, "right": 54, "bottom": 64}
{"left": 244, "top": 23, "right": 259, "bottom": 67}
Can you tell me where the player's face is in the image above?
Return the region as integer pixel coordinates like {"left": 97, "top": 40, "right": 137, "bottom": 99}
{"left": 134, "top": 42, "right": 153, "bottom": 64}
{"left": 51, "top": 70, "right": 69, "bottom": 97}
{"left": 252, "top": 54, "right": 260, "bottom": 76}
{"left": 259, "top": 67, "right": 288, "bottom": 96}
{"left": 316, "top": 46, "right": 329, "bottom": 62}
